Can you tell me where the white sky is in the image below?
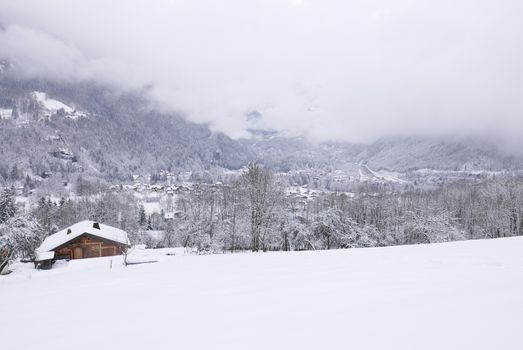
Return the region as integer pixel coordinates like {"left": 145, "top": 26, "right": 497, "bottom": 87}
{"left": 0, "top": 0, "right": 522, "bottom": 144}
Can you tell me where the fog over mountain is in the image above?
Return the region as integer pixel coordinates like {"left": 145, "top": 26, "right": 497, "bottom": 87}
{"left": 1, "top": 0, "right": 523, "bottom": 150}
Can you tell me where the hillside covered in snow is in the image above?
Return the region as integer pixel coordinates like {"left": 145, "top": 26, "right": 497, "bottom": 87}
{"left": 1, "top": 237, "right": 522, "bottom": 350}
{"left": 1, "top": 65, "right": 523, "bottom": 191}
{"left": 0, "top": 74, "right": 254, "bottom": 182}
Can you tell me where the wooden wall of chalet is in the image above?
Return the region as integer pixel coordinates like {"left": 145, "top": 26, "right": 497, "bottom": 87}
{"left": 54, "top": 234, "right": 126, "bottom": 260}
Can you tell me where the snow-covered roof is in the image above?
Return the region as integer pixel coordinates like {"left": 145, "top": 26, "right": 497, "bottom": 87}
{"left": 37, "top": 220, "right": 130, "bottom": 252}
{"left": 36, "top": 251, "right": 55, "bottom": 261}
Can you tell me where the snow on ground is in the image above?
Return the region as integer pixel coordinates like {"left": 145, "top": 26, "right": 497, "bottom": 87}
{"left": 0, "top": 108, "right": 13, "bottom": 119}
{"left": 33, "top": 91, "right": 88, "bottom": 119}
{"left": 415, "top": 168, "right": 504, "bottom": 176}
{"left": 2, "top": 238, "right": 523, "bottom": 350}
{"left": 34, "top": 91, "right": 74, "bottom": 113}
{"left": 360, "top": 164, "right": 408, "bottom": 184}
{"left": 143, "top": 201, "right": 162, "bottom": 215}
{"left": 371, "top": 169, "right": 409, "bottom": 184}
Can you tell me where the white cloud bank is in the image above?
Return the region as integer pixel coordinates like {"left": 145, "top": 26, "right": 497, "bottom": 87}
{"left": 0, "top": 0, "right": 522, "bottom": 144}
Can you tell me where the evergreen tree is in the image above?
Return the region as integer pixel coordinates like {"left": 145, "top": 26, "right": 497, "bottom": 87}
{"left": 0, "top": 188, "right": 16, "bottom": 224}
{"left": 139, "top": 205, "right": 147, "bottom": 226}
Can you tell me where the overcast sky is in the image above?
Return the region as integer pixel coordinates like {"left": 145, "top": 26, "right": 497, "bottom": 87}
{"left": 0, "top": 0, "right": 522, "bottom": 144}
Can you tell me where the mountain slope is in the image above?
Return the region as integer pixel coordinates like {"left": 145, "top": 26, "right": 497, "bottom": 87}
{"left": 241, "top": 134, "right": 523, "bottom": 172}
{"left": 359, "top": 136, "right": 522, "bottom": 171}
{"left": 0, "top": 74, "right": 254, "bottom": 183}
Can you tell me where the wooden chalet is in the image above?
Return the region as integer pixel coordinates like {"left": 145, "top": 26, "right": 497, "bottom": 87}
{"left": 36, "top": 221, "right": 130, "bottom": 264}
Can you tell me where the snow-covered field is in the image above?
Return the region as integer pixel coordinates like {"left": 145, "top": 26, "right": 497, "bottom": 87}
{"left": 2, "top": 238, "right": 523, "bottom": 349}
{"left": 33, "top": 91, "right": 88, "bottom": 119}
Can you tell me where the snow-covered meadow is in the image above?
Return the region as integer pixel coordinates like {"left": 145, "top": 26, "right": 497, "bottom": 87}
{"left": 2, "top": 238, "right": 523, "bottom": 350}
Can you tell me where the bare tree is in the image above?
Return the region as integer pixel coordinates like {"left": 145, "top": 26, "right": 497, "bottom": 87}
{"left": 239, "top": 163, "right": 282, "bottom": 252}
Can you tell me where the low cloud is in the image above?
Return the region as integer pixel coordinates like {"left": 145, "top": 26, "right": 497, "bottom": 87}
{"left": 1, "top": 0, "right": 522, "bottom": 145}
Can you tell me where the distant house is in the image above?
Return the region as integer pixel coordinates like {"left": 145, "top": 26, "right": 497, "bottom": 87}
{"left": 164, "top": 211, "right": 182, "bottom": 220}
{"left": 51, "top": 147, "right": 75, "bottom": 160}
{"left": 36, "top": 220, "right": 130, "bottom": 262}
{"left": 150, "top": 184, "right": 164, "bottom": 192}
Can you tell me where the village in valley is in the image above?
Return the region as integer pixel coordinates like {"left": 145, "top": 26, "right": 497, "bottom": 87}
{"left": 2, "top": 1, "right": 523, "bottom": 349}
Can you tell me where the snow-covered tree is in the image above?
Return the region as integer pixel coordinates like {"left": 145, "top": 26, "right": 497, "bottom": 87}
{"left": 0, "top": 187, "right": 16, "bottom": 224}
{"left": 239, "top": 163, "right": 283, "bottom": 251}
{"left": 401, "top": 211, "right": 464, "bottom": 245}
{"left": 0, "top": 216, "right": 44, "bottom": 274}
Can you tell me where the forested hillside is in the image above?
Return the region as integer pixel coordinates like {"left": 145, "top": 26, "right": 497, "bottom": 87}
{"left": 0, "top": 74, "right": 253, "bottom": 185}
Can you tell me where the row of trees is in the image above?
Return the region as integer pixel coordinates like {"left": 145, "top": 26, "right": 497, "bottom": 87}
{"left": 2, "top": 164, "right": 523, "bottom": 274}
{"left": 164, "top": 166, "right": 523, "bottom": 252}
